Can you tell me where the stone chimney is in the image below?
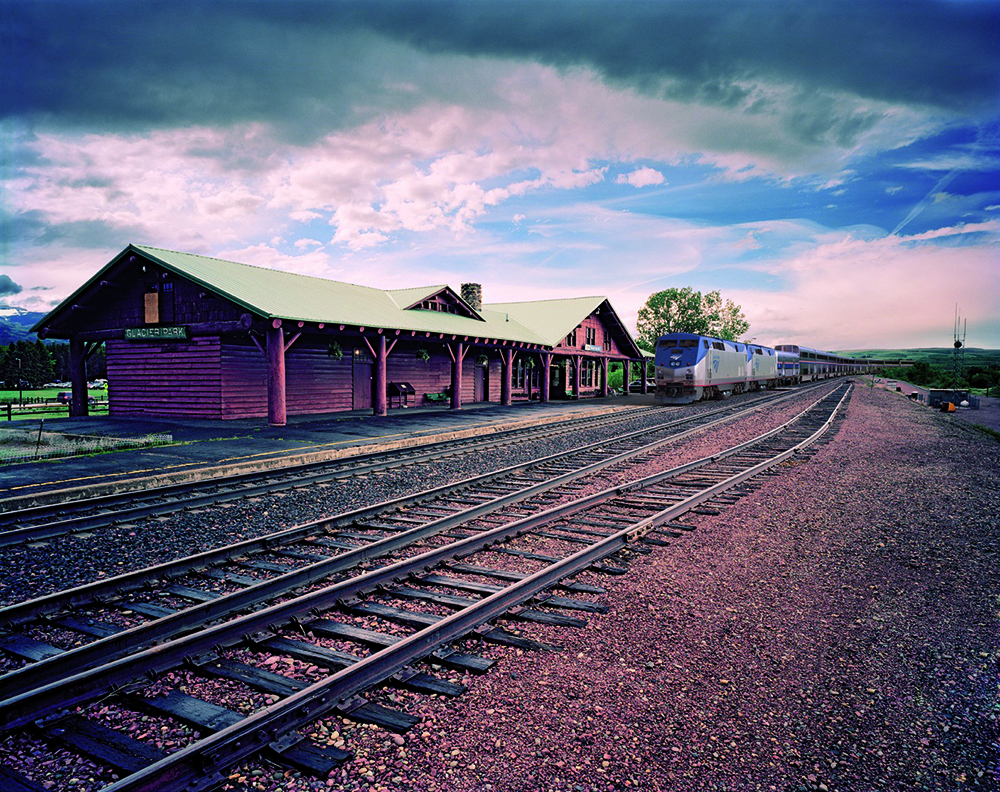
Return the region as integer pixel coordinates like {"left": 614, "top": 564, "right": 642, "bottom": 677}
{"left": 461, "top": 283, "right": 483, "bottom": 311}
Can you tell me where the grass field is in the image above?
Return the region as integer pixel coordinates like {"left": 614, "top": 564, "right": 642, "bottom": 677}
{"left": 0, "top": 387, "right": 107, "bottom": 421}
{"left": 838, "top": 347, "right": 1000, "bottom": 368}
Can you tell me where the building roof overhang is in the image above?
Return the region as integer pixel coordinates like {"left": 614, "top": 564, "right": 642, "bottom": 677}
{"left": 32, "top": 244, "right": 645, "bottom": 357}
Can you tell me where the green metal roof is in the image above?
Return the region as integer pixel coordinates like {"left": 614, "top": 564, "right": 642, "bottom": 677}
{"left": 488, "top": 297, "right": 606, "bottom": 347}
{"left": 33, "top": 244, "right": 642, "bottom": 355}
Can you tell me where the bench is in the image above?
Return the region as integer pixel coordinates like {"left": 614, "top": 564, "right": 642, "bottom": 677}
{"left": 424, "top": 391, "right": 449, "bottom": 404}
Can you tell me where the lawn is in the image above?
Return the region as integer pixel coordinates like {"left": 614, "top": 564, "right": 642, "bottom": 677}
{"left": 0, "top": 387, "right": 108, "bottom": 421}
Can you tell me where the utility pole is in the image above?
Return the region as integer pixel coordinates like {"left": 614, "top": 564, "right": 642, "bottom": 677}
{"left": 953, "top": 305, "right": 966, "bottom": 388}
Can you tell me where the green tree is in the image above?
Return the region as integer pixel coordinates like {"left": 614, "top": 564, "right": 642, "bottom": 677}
{"left": 636, "top": 287, "right": 749, "bottom": 348}
{"left": 0, "top": 340, "right": 54, "bottom": 388}
{"left": 701, "top": 290, "right": 749, "bottom": 341}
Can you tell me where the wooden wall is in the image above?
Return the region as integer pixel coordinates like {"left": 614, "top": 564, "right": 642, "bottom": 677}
{"left": 106, "top": 338, "right": 222, "bottom": 417}
{"left": 59, "top": 254, "right": 247, "bottom": 335}
{"left": 220, "top": 338, "right": 356, "bottom": 419}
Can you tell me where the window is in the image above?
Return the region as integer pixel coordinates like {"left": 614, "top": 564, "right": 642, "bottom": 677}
{"left": 754, "top": 347, "right": 763, "bottom": 356}
{"left": 585, "top": 327, "right": 596, "bottom": 346}
{"left": 712, "top": 342, "right": 725, "bottom": 351}
{"left": 703, "top": 340, "right": 709, "bottom": 349}
{"left": 581, "top": 360, "right": 596, "bottom": 387}
{"left": 567, "top": 328, "right": 578, "bottom": 347}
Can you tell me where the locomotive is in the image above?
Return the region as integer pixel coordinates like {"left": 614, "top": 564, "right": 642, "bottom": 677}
{"left": 654, "top": 334, "right": 869, "bottom": 405}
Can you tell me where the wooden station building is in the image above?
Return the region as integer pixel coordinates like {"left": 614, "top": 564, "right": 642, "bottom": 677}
{"left": 33, "top": 244, "right": 648, "bottom": 424}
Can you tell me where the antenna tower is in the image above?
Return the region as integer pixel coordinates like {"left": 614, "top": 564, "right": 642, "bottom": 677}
{"left": 953, "top": 305, "right": 966, "bottom": 386}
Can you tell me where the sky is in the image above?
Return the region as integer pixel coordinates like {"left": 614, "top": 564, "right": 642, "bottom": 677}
{"left": 2, "top": 0, "right": 999, "bottom": 351}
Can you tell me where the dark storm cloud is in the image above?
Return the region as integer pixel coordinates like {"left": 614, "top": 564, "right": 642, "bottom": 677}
{"left": 3, "top": 0, "right": 997, "bottom": 137}
{"left": 0, "top": 274, "right": 23, "bottom": 297}
{"left": 363, "top": 0, "right": 1000, "bottom": 112}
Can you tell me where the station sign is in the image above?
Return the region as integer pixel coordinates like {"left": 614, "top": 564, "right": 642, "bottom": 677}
{"left": 125, "top": 326, "right": 189, "bottom": 341}
{"left": 584, "top": 344, "right": 602, "bottom": 352}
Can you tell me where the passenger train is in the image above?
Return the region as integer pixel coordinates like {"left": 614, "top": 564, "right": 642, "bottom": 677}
{"left": 654, "top": 333, "right": 879, "bottom": 405}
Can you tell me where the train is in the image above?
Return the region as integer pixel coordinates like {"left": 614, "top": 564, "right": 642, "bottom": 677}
{"left": 653, "top": 333, "right": 888, "bottom": 405}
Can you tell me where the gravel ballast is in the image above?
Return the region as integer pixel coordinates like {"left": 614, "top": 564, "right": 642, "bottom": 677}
{"left": 253, "top": 385, "right": 995, "bottom": 792}
{"left": 5, "top": 386, "right": 998, "bottom": 791}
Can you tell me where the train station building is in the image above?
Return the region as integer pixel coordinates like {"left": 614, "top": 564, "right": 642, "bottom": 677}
{"left": 33, "top": 244, "right": 647, "bottom": 424}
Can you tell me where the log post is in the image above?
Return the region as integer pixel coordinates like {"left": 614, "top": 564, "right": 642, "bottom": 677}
{"left": 572, "top": 354, "right": 582, "bottom": 400}
{"left": 540, "top": 352, "right": 553, "bottom": 403}
{"left": 500, "top": 348, "right": 515, "bottom": 406}
{"left": 622, "top": 359, "right": 630, "bottom": 397}
{"left": 600, "top": 357, "right": 609, "bottom": 398}
{"left": 374, "top": 334, "right": 388, "bottom": 417}
{"left": 641, "top": 358, "right": 650, "bottom": 394}
{"left": 363, "top": 334, "right": 395, "bottom": 417}
{"left": 266, "top": 323, "right": 286, "bottom": 426}
{"left": 448, "top": 342, "right": 467, "bottom": 410}
{"left": 69, "top": 338, "right": 89, "bottom": 417}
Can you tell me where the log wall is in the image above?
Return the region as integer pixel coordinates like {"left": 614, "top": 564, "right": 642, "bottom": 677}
{"left": 105, "top": 338, "right": 222, "bottom": 417}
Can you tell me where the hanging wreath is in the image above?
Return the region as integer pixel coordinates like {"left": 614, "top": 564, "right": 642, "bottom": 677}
{"left": 416, "top": 348, "right": 431, "bottom": 362}
{"left": 477, "top": 354, "right": 489, "bottom": 365}
{"left": 326, "top": 341, "right": 344, "bottom": 360}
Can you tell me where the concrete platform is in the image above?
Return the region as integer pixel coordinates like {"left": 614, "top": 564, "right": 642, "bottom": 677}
{"left": 1, "top": 395, "right": 659, "bottom": 509}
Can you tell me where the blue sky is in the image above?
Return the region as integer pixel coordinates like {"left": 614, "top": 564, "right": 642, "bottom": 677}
{"left": 2, "top": 0, "right": 998, "bottom": 350}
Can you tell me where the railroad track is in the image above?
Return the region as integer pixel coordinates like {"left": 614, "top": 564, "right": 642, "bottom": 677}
{"left": 0, "top": 383, "right": 822, "bottom": 692}
{"left": 0, "top": 386, "right": 824, "bottom": 548}
{"left": 0, "top": 404, "right": 676, "bottom": 543}
{"left": 0, "top": 383, "right": 851, "bottom": 792}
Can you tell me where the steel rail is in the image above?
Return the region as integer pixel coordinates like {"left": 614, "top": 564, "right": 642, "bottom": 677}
{"left": 0, "top": 383, "right": 821, "bottom": 618}
{"left": 0, "top": 384, "right": 848, "bottom": 736}
{"left": 0, "top": 384, "right": 831, "bottom": 547}
{"left": 1, "top": 380, "right": 832, "bottom": 542}
{"left": 99, "top": 384, "right": 852, "bottom": 792}
{"left": 0, "top": 384, "right": 837, "bottom": 699}
{"left": 0, "top": 404, "right": 670, "bottom": 531}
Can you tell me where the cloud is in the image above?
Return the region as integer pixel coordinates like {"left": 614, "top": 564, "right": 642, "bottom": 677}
{"left": 0, "top": 274, "right": 23, "bottom": 297}
{"left": 6, "top": 2, "right": 997, "bottom": 138}
{"left": 617, "top": 167, "right": 666, "bottom": 188}
{"left": 736, "top": 221, "right": 1000, "bottom": 349}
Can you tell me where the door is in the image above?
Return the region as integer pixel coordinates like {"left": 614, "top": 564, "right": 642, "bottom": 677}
{"left": 353, "top": 349, "right": 372, "bottom": 410}
{"left": 473, "top": 362, "right": 487, "bottom": 402}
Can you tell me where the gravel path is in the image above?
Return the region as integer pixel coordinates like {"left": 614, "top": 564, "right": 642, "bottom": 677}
{"left": 214, "top": 385, "right": 997, "bottom": 792}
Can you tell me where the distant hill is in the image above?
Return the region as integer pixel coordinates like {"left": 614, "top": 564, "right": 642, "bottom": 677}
{"left": 0, "top": 310, "right": 47, "bottom": 344}
{"left": 837, "top": 348, "right": 1000, "bottom": 368}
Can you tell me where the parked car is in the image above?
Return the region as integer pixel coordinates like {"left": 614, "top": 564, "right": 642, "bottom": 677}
{"left": 57, "top": 391, "right": 97, "bottom": 406}
{"left": 628, "top": 379, "right": 655, "bottom": 393}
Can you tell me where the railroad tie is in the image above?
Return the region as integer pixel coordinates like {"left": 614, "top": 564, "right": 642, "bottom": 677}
{"left": 51, "top": 615, "right": 123, "bottom": 639}
{"left": 0, "top": 633, "right": 63, "bottom": 662}
{"left": 41, "top": 713, "right": 165, "bottom": 774}
{"left": 445, "top": 562, "right": 606, "bottom": 595}
{"left": 307, "top": 618, "right": 494, "bottom": 673}
{"left": 125, "top": 601, "right": 177, "bottom": 619}
{"left": 0, "top": 765, "right": 46, "bottom": 792}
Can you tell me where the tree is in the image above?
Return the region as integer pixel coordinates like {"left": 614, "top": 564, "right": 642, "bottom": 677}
{"left": 636, "top": 287, "right": 749, "bottom": 348}
{"left": 0, "top": 340, "right": 54, "bottom": 388}
{"left": 701, "top": 290, "right": 749, "bottom": 342}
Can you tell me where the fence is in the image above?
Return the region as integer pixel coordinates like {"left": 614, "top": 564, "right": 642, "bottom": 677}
{"left": 0, "top": 423, "right": 172, "bottom": 465}
{"left": 2, "top": 400, "right": 108, "bottom": 420}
